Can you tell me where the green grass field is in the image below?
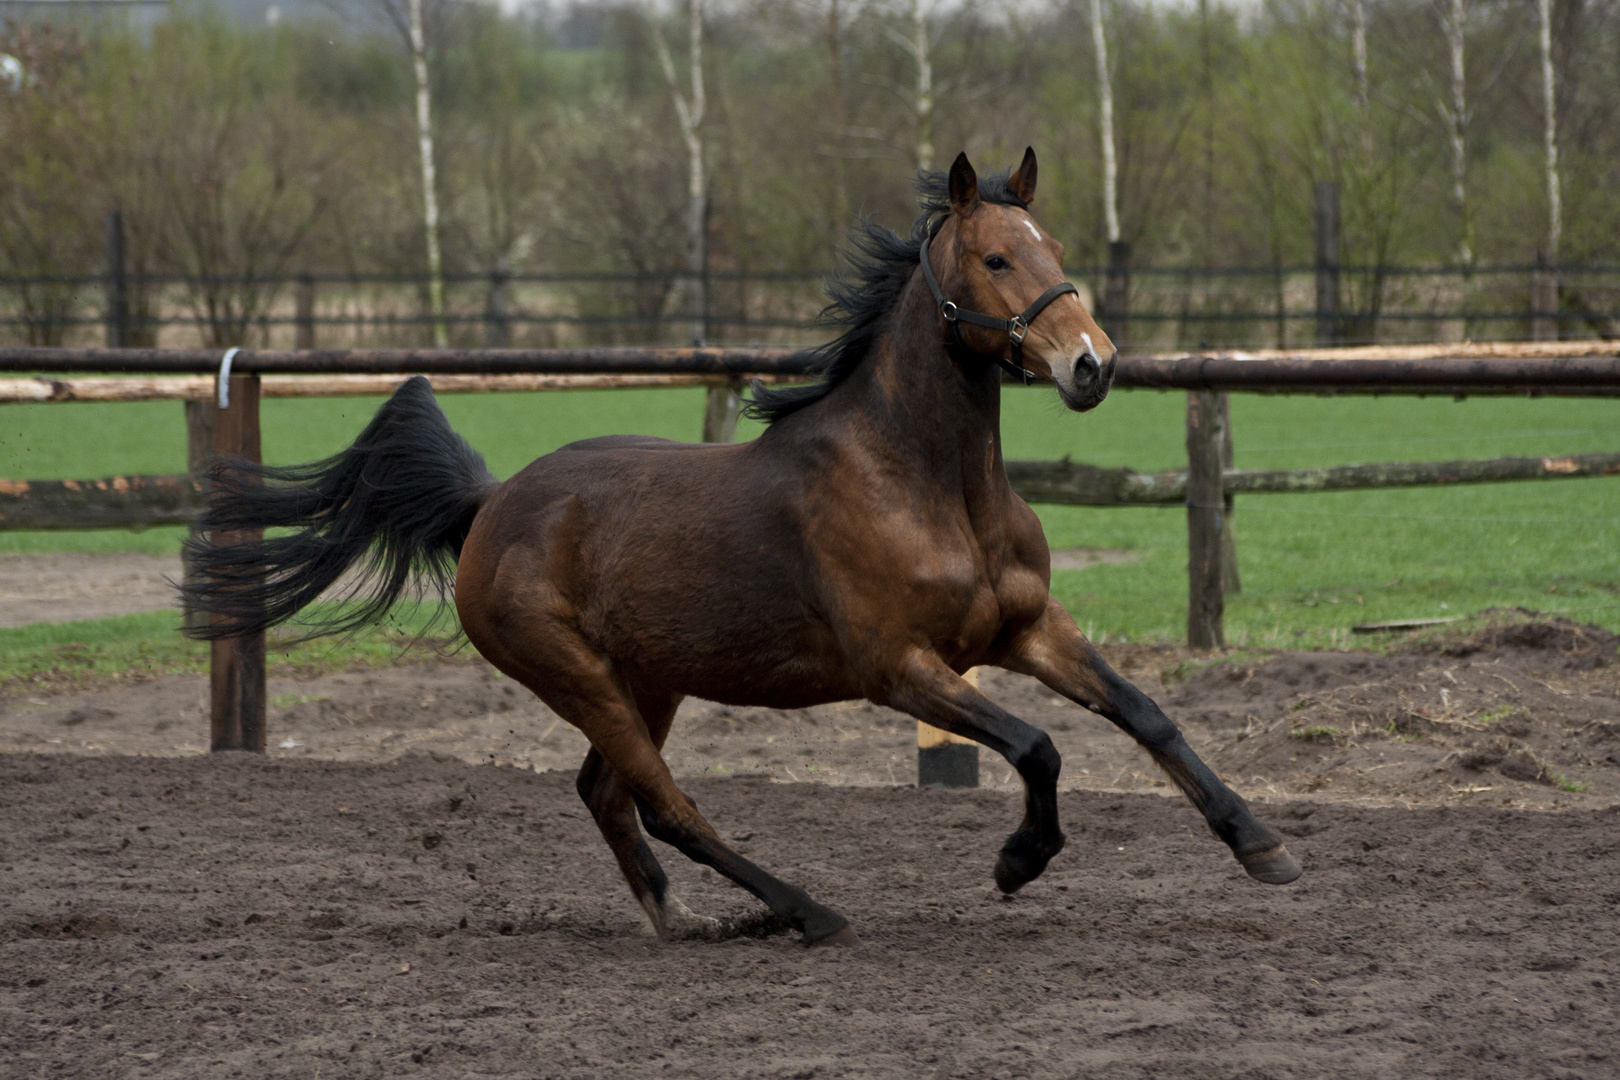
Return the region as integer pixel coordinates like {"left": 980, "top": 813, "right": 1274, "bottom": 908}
{"left": 2, "top": 385, "right": 1616, "bottom": 658}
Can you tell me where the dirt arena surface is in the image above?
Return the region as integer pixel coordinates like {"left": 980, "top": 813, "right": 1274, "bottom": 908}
{"left": 5, "top": 612, "right": 1616, "bottom": 809}
{"left": 3, "top": 751, "right": 1619, "bottom": 1080}
{"left": 0, "top": 553, "right": 187, "bottom": 628}
{"left": 3, "top": 607, "right": 1617, "bottom": 1077}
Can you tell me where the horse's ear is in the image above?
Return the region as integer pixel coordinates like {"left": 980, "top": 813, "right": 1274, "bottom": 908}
{"left": 1008, "top": 146, "right": 1037, "bottom": 205}
{"left": 948, "top": 152, "right": 980, "bottom": 216}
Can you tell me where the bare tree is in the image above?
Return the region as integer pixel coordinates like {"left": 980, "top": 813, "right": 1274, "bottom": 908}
{"left": 826, "top": 0, "right": 849, "bottom": 234}
{"left": 1434, "top": 0, "right": 1471, "bottom": 266}
{"left": 408, "top": 0, "right": 448, "bottom": 346}
{"left": 1090, "top": 0, "right": 1119, "bottom": 246}
{"left": 885, "top": 0, "right": 934, "bottom": 172}
{"left": 1537, "top": 0, "right": 1560, "bottom": 262}
{"left": 650, "top": 0, "right": 708, "bottom": 347}
{"left": 1350, "top": 0, "right": 1369, "bottom": 108}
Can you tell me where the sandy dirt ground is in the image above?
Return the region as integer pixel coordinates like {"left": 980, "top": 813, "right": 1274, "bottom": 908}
{"left": 3, "top": 553, "right": 1619, "bottom": 1077}
{"left": 0, "top": 553, "right": 187, "bottom": 628}
{"left": 2, "top": 753, "right": 1618, "bottom": 1079}
{"left": 3, "top": 616, "right": 1616, "bottom": 810}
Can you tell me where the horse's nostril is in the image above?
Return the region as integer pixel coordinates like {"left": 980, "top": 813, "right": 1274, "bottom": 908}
{"left": 1074, "top": 352, "right": 1101, "bottom": 381}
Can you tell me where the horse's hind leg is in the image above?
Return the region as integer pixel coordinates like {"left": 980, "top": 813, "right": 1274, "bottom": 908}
{"left": 574, "top": 690, "right": 719, "bottom": 939}
{"left": 492, "top": 636, "right": 855, "bottom": 945}
{"left": 1005, "top": 598, "right": 1301, "bottom": 885}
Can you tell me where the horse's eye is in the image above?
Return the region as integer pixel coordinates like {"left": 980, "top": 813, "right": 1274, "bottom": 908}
{"left": 985, "top": 255, "right": 1010, "bottom": 271}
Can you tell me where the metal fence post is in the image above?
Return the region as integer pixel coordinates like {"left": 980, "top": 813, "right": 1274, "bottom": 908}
{"left": 1187, "top": 389, "right": 1226, "bottom": 649}
{"left": 484, "top": 266, "right": 510, "bottom": 348}
{"left": 210, "top": 373, "right": 266, "bottom": 752}
{"left": 1531, "top": 249, "right": 1558, "bottom": 342}
{"left": 1103, "top": 240, "right": 1132, "bottom": 347}
{"left": 295, "top": 274, "right": 316, "bottom": 350}
{"left": 104, "top": 210, "right": 128, "bottom": 348}
{"left": 1314, "top": 181, "right": 1340, "bottom": 347}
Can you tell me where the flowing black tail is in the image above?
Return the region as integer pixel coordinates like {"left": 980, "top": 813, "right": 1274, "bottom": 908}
{"left": 181, "top": 376, "right": 497, "bottom": 641}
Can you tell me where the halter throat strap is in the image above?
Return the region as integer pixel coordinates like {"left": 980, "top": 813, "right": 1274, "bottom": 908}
{"left": 919, "top": 232, "right": 1079, "bottom": 385}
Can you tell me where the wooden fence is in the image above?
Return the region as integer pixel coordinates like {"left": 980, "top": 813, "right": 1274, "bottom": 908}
{"left": 2, "top": 342, "right": 1617, "bottom": 754}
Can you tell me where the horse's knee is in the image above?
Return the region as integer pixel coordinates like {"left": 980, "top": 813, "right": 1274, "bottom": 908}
{"left": 1015, "top": 729, "right": 1061, "bottom": 788}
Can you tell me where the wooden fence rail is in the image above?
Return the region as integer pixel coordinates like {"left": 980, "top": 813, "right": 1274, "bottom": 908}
{"left": 0, "top": 372, "right": 766, "bottom": 404}
{"left": 1003, "top": 451, "right": 1620, "bottom": 506}
{"left": 10, "top": 452, "right": 1619, "bottom": 532}
{"left": 2, "top": 342, "right": 1616, "bottom": 761}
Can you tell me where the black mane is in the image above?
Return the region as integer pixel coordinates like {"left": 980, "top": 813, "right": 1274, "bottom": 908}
{"left": 744, "top": 167, "right": 1029, "bottom": 425}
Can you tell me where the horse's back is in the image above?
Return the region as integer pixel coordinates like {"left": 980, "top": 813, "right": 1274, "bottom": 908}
{"left": 457, "top": 434, "right": 848, "bottom": 703}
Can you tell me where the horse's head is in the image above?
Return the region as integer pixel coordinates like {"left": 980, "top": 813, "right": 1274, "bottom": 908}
{"left": 925, "top": 147, "right": 1116, "bottom": 412}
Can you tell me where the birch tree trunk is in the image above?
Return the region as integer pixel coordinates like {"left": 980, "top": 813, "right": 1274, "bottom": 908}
{"left": 1351, "top": 0, "right": 1368, "bottom": 108}
{"left": 911, "top": 0, "right": 934, "bottom": 172}
{"left": 1351, "top": 0, "right": 1373, "bottom": 157}
{"left": 651, "top": 0, "right": 707, "bottom": 348}
{"left": 1538, "top": 0, "right": 1560, "bottom": 263}
{"left": 651, "top": 0, "right": 728, "bottom": 437}
{"left": 1089, "top": 0, "right": 1119, "bottom": 245}
{"left": 1437, "top": 0, "right": 1471, "bottom": 267}
{"left": 408, "top": 0, "right": 448, "bottom": 348}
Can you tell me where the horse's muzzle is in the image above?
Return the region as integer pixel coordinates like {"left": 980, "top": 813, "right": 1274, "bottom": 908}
{"left": 1056, "top": 350, "right": 1117, "bottom": 412}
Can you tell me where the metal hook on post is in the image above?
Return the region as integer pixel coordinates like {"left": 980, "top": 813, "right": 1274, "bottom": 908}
{"left": 217, "top": 348, "right": 241, "bottom": 410}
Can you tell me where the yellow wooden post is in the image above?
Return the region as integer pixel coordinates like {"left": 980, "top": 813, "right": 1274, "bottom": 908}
{"left": 917, "top": 667, "right": 980, "bottom": 788}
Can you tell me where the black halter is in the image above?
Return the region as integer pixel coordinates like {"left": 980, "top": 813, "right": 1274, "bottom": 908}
{"left": 919, "top": 233, "right": 1080, "bottom": 385}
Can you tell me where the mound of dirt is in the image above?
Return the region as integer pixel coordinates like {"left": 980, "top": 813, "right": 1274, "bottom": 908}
{"left": 1427, "top": 610, "right": 1618, "bottom": 671}
{"left": 1162, "top": 615, "right": 1620, "bottom": 807}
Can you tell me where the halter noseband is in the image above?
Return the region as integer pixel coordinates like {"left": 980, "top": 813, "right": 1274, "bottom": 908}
{"left": 919, "top": 232, "right": 1080, "bottom": 386}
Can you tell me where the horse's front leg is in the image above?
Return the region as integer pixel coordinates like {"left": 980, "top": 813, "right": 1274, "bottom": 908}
{"left": 1003, "top": 598, "right": 1302, "bottom": 885}
{"left": 885, "top": 653, "right": 1066, "bottom": 893}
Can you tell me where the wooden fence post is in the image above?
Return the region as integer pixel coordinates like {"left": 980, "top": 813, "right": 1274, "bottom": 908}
{"left": 701, "top": 376, "right": 744, "bottom": 443}
{"left": 181, "top": 398, "right": 215, "bottom": 632}
{"left": 295, "top": 274, "right": 316, "bottom": 350}
{"left": 1218, "top": 391, "right": 1240, "bottom": 595}
{"left": 1314, "top": 181, "right": 1340, "bottom": 347}
{"left": 918, "top": 668, "right": 980, "bottom": 788}
{"left": 1187, "top": 390, "right": 1226, "bottom": 649}
{"left": 210, "top": 373, "right": 266, "bottom": 752}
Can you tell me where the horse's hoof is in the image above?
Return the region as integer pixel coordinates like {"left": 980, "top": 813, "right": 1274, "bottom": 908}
{"left": 1239, "top": 844, "right": 1302, "bottom": 885}
{"left": 805, "top": 923, "right": 861, "bottom": 948}
{"left": 993, "top": 853, "right": 1030, "bottom": 894}
{"left": 993, "top": 830, "right": 1064, "bottom": 894}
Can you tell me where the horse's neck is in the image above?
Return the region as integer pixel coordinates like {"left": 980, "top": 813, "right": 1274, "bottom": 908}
{"left": 844, "top": 275, "right": 1007, "bottom": 507}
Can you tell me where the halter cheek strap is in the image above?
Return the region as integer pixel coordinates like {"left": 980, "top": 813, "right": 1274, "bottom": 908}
{"left": 919, "top": 233, "right": 1079, "bottom": 385}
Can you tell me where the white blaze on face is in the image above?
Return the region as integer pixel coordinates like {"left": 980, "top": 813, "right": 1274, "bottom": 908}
{"left": 1021, "top": 216, "right": 1044, "bottom": 243}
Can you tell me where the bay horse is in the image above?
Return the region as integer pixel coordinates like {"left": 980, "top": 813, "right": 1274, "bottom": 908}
{"left": 186, "top": 149, "right": 1301, "bottom": 947}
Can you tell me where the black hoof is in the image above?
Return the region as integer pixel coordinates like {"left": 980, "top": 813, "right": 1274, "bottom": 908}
{"left": 993, "top": 829, "right": 1065, "bottom": 894}
{"left": 1238, "top": 844, "right": 1303, "bottom": 885}
{"left": 801, "top": 911, "right": 858, "bottom": 948}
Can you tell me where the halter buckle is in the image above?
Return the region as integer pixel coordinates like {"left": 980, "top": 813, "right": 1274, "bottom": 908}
{"left": 1007, "top": 316, "right": 1028, "bottom": 345}
{"left": 939, "top": 300, "right": 959, "bottom": 322}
